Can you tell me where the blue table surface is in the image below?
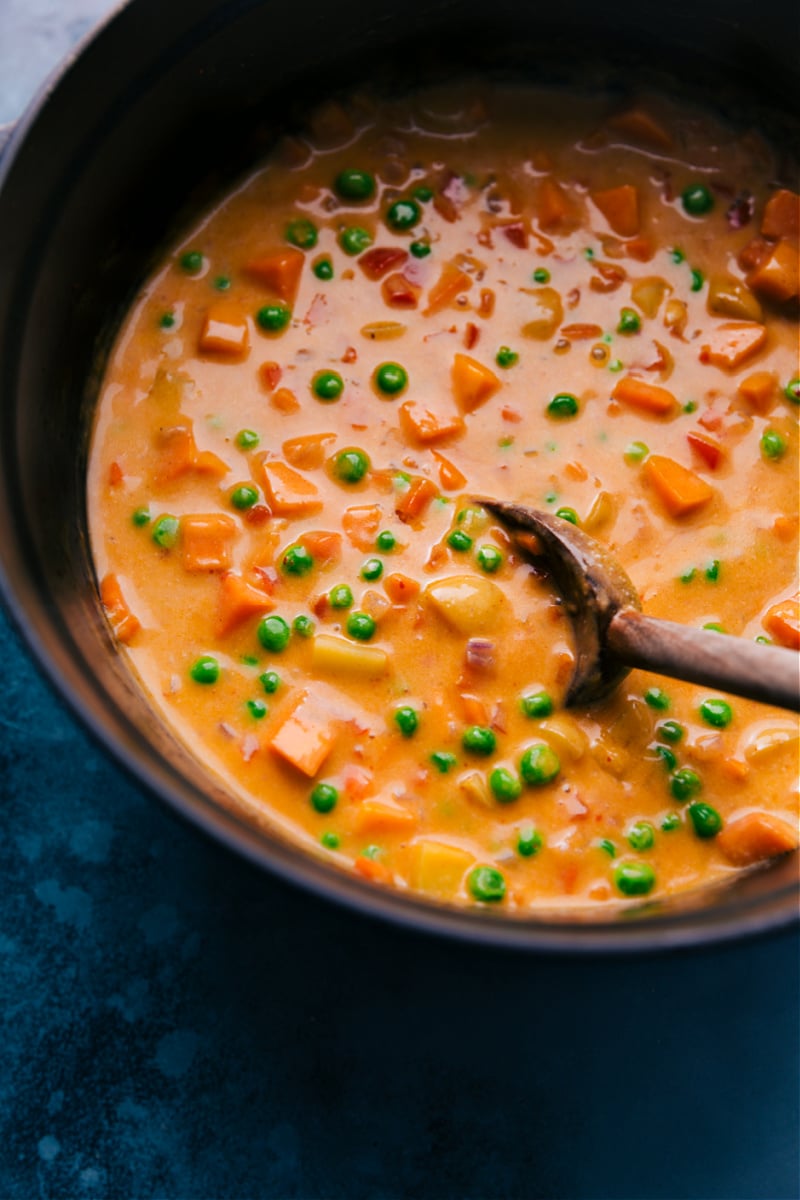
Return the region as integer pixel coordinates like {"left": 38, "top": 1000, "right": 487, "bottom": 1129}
{"left": 1, "top": 5, "right": 798, "bottom": 1198}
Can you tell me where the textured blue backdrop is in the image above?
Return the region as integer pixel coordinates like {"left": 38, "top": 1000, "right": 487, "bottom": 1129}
{"left": 1, "top": 5, "right": 798, "bottom": 1198}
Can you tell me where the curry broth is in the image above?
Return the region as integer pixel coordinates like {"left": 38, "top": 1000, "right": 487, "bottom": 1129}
{"left": 88, "top": 83, "right": 799, "bottom": 911}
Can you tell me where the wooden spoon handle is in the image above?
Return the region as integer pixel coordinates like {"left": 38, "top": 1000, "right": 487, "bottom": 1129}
{"left": 608, "top": 609, "right": 800, "bottom": 712}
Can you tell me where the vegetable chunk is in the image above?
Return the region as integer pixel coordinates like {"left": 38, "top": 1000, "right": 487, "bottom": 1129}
{"left": 269, "top": 690, "right": 338, "bottom": 777}
{"left": 256, "top": 458, "right": 322, "bottom": 516}
{"left": 718, "top": 813, "right": 798, "bottom": 866}
{"left": 643, "top": 455, "right": 714, "bottom": 518}
{"left": 451, "top": 354, "right": 502, "bottom": 413}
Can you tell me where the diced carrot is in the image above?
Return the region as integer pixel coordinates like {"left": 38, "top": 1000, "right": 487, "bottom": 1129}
{"left": 565, "top": 460, "right": 589, "bottom": 482}
{"left": 271, "top": 387, "right": 300, "bottom": 413}
{"left": 609, "top": 108, "right": 673, "bottom": 150}
{"left": 359, "top": 247, "right": 409, "bottom": 280}
{"left": 353, "top": 798, "right": 417, "bottom": 834}
{"left": 699, "top": 322, "right": 768, "bottom": 370}
{"left": 612, "top": 376, "right": 678, "bottom": 416}
{"left": 737, "top": 370, "right": 777, "bottom": 413}
{"left": 718, "top": 812, "right": 798, "bottom": 866}
{"left": 199, "top": 302, "right": 250, "bottom": 356}
{"left": 423, "top": 262, "right": 472, "bottom": 316}
{"left": 258, "top": 361, "right": 283, "bottom": 391}
{"left": 536, "top": 178, "right": 574, "bottom": 231}
{"left": 479, "top": 288, "right": 495, "bottom": 318}
{"left": 99, "top": 573, "right": 140, "bottom": 644}
{"left": 643, "top": 454, "right": 714, "bottom": 518}
{"left": 460, "top": 693, "right": 489, "bottom": 724}
{"left": 154, "top": 425, "right": 197, "bottom": 481}
{"left": 281, "top": 432, "right": 335, "bottom": 470}
{"left": 256, "top": 458, "right": 322, "bottom": 516}
{"left": 746, "top": 239, "right": 799, "bottom": 303}
{"left": 216, "top": 571, "right": 275, "bottom": 636}
{"left": 431, "top": 450, "right": 468, "bottom": 491}
{"left": 763, "top": 597, "right": 800, "bottom": 650}
{"left": 269, "top": 689, "right": 338, "bottom": 777}
{"left": 773, "top": 515, "right": 799, "bottom": 542}
{"left": 589, "top": 260, "right": 627, "bottom": 293}
{"left": 108, "top": 461, "right": 124, "bottom": 487}
{"left": 761, "top": 189, "right": 800, "bottom": 240}
{"left": 621, "top": 236, "right": 655, "bottom": 262}
{"left": 738, "top": 236, "right": 771, "bottom": 274}
{"left": 244, "top": 247, "right": 304, "bottom": 301}
{"left": 300, "top": 530, "right": 342, "bottom": 563}
{"left": 193, "top": 449, "right": 229, "bottom": 478}
{"left": 382, "top": 272, "right": 420, "bottom": 308}
{"left": 395, "top": 477, "right": 438, "bottom": 524}
{"left": 464, "top": 321, "right": 480, "bottom": 350}
{"left": 180, "top": 513, "right": 237, "bottom": 573}
{"left": 451, "top": 353, "right": 502, "bottom": 413}
{"left": 399, "top": 401, "right": 465, "bottom": 444}
{"left": 686, "top": 431, "right": 724, "bottom": 470}
{"left": 591, "top": 185, "right": 640, "bottom": 238}
{"left": 501, "top": 220, "right": 529, "bottom": 249}
{"left": 342, "top": 504, "right": 382, "bottom": 550}
{"left": 383, "top": 573, "right": 420, "bottom": 604}
{"left": 561, "top": 323, "right": 604, "bottom": 340}
{"left": 353, "top": 855, "right": 393, "bottom": 884}
{"left": 342, "top": 764, "right": 374, "bottom": 800}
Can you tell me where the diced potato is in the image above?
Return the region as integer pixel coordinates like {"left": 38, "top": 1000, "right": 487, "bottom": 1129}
{"left": 451, "top": 354, "right": 502, "bottom": 413}
{"left": 663, "top": 299, "right": 688, "bottom": 337}
{"left": 583, "top": 490, "right": 617, "bottom": 535}
{"left": 311, "top": 634, "right": 389, "bottom": 678}
{"left": 520, "top": 287, "right": 563, "bottom": 340}
{"left": 747, "top": 239, "right": 799, "bottom": 303}
{"left": 741, "top": 720, "right": 799, "bottom": 763}
{"left": 457, "top": 770, "right": 492, "bottom": 808}
{"left": 354, "top": 798, "right": 417, "bottom": 834}
{"left": 630, "top": 276, "right": 669, "bottom": 318}
{"left": 537, "top": 715, "right": 588, "bottom": 762}
{"left": 146, "top": 368, "right": 194, "bottom": 415}
{"left": 424, "top": 575, "right": 505, "bottom": 634}
{"left": 269, "top": 690, "right": 338, "bottom": 777}
{"left": 706, "top": 275, "right": 762, "bottom": 323}
{"left": 410, "top": 840, "right": 476, "bottom": 898}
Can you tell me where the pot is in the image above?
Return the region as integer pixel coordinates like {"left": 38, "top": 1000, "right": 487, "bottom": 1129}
{"left": 0, "top": 0, "right": 797, "bottom": 951}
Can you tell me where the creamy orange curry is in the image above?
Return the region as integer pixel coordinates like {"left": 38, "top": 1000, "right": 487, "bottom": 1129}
{"left": 88, "top": 83, "right": 800, "bottom": 911}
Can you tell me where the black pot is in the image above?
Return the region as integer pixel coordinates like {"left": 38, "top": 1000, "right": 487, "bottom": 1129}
{"left": 0, "top": 0, "right": 797, "bottom": 951}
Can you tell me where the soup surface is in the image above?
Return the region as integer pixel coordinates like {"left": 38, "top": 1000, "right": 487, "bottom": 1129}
{"left": 88, "top": 82, "right": 799, "bottom": 912}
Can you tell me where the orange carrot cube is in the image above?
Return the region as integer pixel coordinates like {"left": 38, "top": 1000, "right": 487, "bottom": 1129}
{"left": 737, "top": 371, "right": 777, "bottom": 413}
{"left": 591, "top": 184, "right": 640, "bottom": 238}
{"left": 763, "top": 596, "right": 800, "bottom": 650}
{"left": 342, "top": 504, "right": 383, "bottom": 550}
{"left": 256, "top": 458, "right": 322, "bottom": 516}
{"left": 399, "top": 401, "right": 465, "bottom": 444}
{"left": 611, "top": 376, "right": 677, "bottom": 416}
{"left": 536, "top": 178, "right": 574, "bottom": 231}
{"left": 431, "top": 450, "right": 468, "bottom": 491}
{"left": 181, "top": 513, "right": 237, "bottom": 573}
{"left": 353, "top": 798, "right": 417, "bottom": 834}
{"left": 718, "top": 812, "right": 798, "bottom": 866}
{"left": 269, "top": 690, "right": 337, "bottom": 777}
{"left": 395, "top": 477, "right": 438, "bottom": 524}
{"left": 761, "top": 188, "right": 799, "bottom": 239}
{"left": 643, "top": 454, "right": 714, "bottom": 518}
{"left": 244, "top": 247, "right": 304, "bottom": 301}
{"left": 199, "top": 302, "right": 250, "bottom": 356}
{"left": 699, "top": 322, "right": 768, "bottom": 370}
{"left": 746, "top": 239, "right": 799, "bottom": 303}
{"left": 282, "top": 432, "right": 336, "bottom": 470}
{"left": 99, "top": 574, "right": 140, "bottom": 644}
{"left": 451, "top": 353, "right": 502, "bottom": 413}
{"left": 216, "top": 572, "right": 275, "bottom": 636}
{"left": 383, "top": 573, "right": 421, "bottom": 604}
{"left": 609, "top": 108, "right": 673, "bottom": 150}
{"left": 686, "top": 431, "right": 724, "bottom": 470}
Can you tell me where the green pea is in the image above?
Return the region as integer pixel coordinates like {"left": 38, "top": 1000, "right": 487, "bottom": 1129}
{"left": 132, "top": 506, "right": 151, "bottom": 527}
{"left": 520, "top": 744, "right": 560, "bottom": 786}
{"left": 670, "top": 767, "right": 702, "bottom": 802}
{"left": 680, "top": 567, "right": 696, "bottom": 584}
{"left": 703, "top": 622, "right": 726, "bottom": 633}
{"left": 547, "top": 393, "right": 579, "bottom": 419}
{"left": 334, "top": 169, "right": 375, "bottom": 201}
{"left": 412, "top": 185, "right": 433, "bottom": 202}
{"left": 555, "top": 507, "right": 579, "bottom": 525}
{"left": 312, "top": 370, "right": 345, "bottom": 402}
{"left": 670, "top": 247, "right": 685, "bottom": 264}
{"left": 784, "top": 377, "right": 800, "bottom": 405}
{"left": 617, "top": 308, "right": 641, "bottom": 335}
{"left": 584, "top": 247, "right": 595, "bottom": 260}
{"left": 281, "top": 543, "right": 314, "bottom": 575}
{"left": 257, "top": 615, "right": 291, "bottom": 652}
{"left": 256, "top": 302, "right": 291, "bottom": 332}
{"left": 374, "top": 362, "right": 408, "bottom": 396}
{"left": 230, "top": 484, "right": 259, "bottom": 510}
{"left": 699, "top": 698, "right": 733, "bottom": 728}
{"left": 190, "top": 655, "right": 219, "bottom": 685}
{"left": 598, "top": 838, "right": 616, "bottom": 858}
{"left": 476, "top": 544, "right": 503, "bottom": 573}
{"left": 533, "top": 267, "right": 550, "bottom": 283}
{"left": 661, "top": 812, "right": 681, "bottom": 832}
{"left": 705, "top": 559, "right": 721, "bottom": 582}
{"left": 614, "top": 862, "right": 656, "bottom": 897}
{"left": 653, "top": 744, "right": 677, "bottom": 771}
{"left": 360, "top": 558, "right": 383, "bottom": 582}
{"left": 495, "top": 346, "right": 519, "bottom": 369}
{"left": 347, "top": 612, "right": 376, "bottom": 641}
{"left": 462, "top": 726, "right": 496, "bottom": 756}
{"left": 259, "top": 669, "right": 281, "bottom": 694}
{"left": 321, "top": 831, "right": 340, "bottom": 849}
{"left": 159, "top": 311, "right": 176, "bottom": 329}
{"left": 517, "top": 825, "right": 543, "bottom": 857}
{"left": 489, "top": 767, "right": 522, "bottom": 803}
{"left": 236, "top": 429, "right": 260, "bottom": 450}
{"left": 690, "top": 268, "right": 704, "bottom": 292}
{"left": 761, "top": 429, "right": 787, "bottom": 460}
{"left": 338, "top": 226, "right": 373, "bottom": 256}
{"left": 241, "top": 654, "right": 259, "bottom": 666}
{"left": 644, "top": 687, "right": 670, "bottom": 711}
{"left": 520, "top": 692, "right": 553, "bottom": 719}
{"left": 430, "top": 750, "right": 457, "bottom": 773}
{"left": 394, "top": 706, "right": 419, "bottom": 737}
{"left": 608, "top": 358, "right": 624, "bottom": 372}
{"left": 467, "top": 865, "right": 506, "bottom": 903}
{"left": 658, "top": 720, "right": 684, "bottom": 744}
{"left": 333, "top": 448, "right": 370, "bottom": 482}
{"left": 152, "top": 514, "right": 179, "bottom": 549}
{"left": 212, "top": 275, "right": 231, "bottom": 291}
{"left": 447, "top": 529, "right": 473, "bottom": 552}
{"left": 179, "top": 250, "right": 204, "bottom": 274}
{"left": 293, "top": 614, "right": 315, "bottom": 638}
{"left": 247, "top": 699, "right": 268, "bottom": 720}
{"left": 311, "top": 782, "right": 338, "bottom": 813}
{"left": 376, "top": 531, "right": 396, "bottom": 552}
{"left": 683, "top": 400, "right": 697, "bottom": 414}
{"left": 329, "top": 585, "right": 353, "bottom": 610}
{"left": 681, "top": 183, "right": 714, "bottom": 216}
{"left": 628, "top": 821, "right": 655, "bottom": 851}
{"left": 624, "top": 440, "right": 649, "bottom": 464}
{"left": 313, "top": 257, "right": 334, "bottom": 281}
{"left": 286, "top": 218, "right": 318, "bottom": 249}
{"left": 410, "top": 240, "right": 431, "bottom": 258}
{"left": 386, "top": 198, "right": 421, "bottom": 230}
{"left": 688, "top": 801, "right": 723, "bottom": 839}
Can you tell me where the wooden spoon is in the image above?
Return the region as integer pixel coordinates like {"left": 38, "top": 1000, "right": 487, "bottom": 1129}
{"left": 477, "top": 499, "right": 800, "bottom": 713}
